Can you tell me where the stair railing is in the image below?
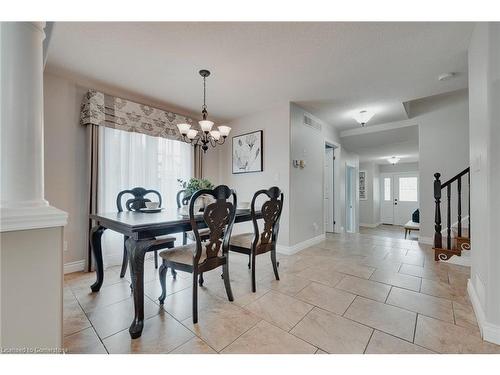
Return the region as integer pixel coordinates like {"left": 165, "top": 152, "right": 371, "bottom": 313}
{"left": 433, "top": 167, "right": 470, "bottom": 249}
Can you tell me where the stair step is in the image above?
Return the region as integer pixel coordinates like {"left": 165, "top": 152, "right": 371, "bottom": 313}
{"left": 433, "top": 247, "right": 461, "bottom": 262}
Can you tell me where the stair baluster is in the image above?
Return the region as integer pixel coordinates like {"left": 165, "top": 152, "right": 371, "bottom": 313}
{"left": 433, "top": 173, "right": 442, "bottom": 249}
{"left": 457, "top": 176, "right": 462, "bottom": 238}
{"left": 447, "top": 184, "right": 451, "bottom": 250}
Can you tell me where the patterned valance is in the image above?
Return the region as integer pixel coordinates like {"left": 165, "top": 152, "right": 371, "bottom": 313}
{"left": 80, "top": 89, "right": 195, "bottom": 141}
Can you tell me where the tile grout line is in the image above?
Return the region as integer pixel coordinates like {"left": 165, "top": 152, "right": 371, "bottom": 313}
{"left": 362, "top": 329, "right": 375, "bottom": 354}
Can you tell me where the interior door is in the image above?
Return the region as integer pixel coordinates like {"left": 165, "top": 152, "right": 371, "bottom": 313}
{"left": 394, "top": 173, "right": 419, "bottom": 225}
{"left": 324, "top": 148, "right": 334, "bottom": 232}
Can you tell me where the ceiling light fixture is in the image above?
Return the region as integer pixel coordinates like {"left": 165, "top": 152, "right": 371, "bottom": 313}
{"left": 387, "top": 156, "right": 400, "bottom": 165}
{"left": 353, "top": 110, "right": 374, "bottom": 127}
{"left": 177, "top": 69, "right": 231, "bottom": 153}
{"left": 438, "top": 72, "right": 456, "bottom": 81}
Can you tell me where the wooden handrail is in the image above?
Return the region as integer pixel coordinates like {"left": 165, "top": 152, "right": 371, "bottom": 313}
{"left": 441, "top": 167, "right": 470, "bottom": 189}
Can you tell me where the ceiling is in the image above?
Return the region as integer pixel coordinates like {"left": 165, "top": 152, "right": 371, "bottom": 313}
{"left": 340, "top": 125, "right": 419, "bottom": 164}
{"left": 46, "top": 22, "right": 473, "bottom": 128}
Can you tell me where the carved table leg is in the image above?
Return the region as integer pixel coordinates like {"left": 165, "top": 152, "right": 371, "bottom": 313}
{"left": 126, "top": 237, "right": 155, "bottom": 339}
{"left": 90, "top": 225, "right": 106, "bottom": 292}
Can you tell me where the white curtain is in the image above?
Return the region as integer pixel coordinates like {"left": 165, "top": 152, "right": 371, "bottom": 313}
{"left": 98, "top": 126, "right": 193, "bottom": 267}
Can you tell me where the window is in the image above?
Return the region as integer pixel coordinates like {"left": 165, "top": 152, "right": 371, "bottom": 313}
{"left": 398, "top": 177, "right": 418, "bottom": 202}
{"left": 384, "top": 178, "right": 391, "bottom": 201}
{"left": 98, "top": 127, "right": 193, "bottom": 266}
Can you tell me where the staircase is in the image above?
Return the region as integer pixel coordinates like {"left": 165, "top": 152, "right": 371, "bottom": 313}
{"left": 433, "top": 167, "right": 471, "bottom": 261}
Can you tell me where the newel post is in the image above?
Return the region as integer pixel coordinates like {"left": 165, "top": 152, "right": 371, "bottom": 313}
{"left": 433, "top": 173, "right": 442, "bottom": 248}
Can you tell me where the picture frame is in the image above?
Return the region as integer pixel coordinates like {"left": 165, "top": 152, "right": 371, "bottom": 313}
{"left": 232, "top": 130, "right": 263, "bottom": 174}
{"left": 359, "top": 170, "right": 367, "bottom": 200}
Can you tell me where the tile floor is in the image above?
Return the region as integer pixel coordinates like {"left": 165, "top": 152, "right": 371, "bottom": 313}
{"left": 63, "top": 230, "right": 500, "bottom": 354}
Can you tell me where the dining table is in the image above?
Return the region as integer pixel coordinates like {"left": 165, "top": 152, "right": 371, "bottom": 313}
{"left": 89, "top": 207, "right": 261, "bottom": 339}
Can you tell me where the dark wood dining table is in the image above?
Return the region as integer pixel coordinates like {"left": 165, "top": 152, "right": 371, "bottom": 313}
{"left": 89, "top": 208, "right": 260, "bottom": 339}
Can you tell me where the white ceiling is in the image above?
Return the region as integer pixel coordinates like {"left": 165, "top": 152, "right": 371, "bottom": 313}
{"left": 46, "top": 22, "right": 473, "bottom": 128}
{"left": 340, "top": 125, "right": 419, "bottom": 164}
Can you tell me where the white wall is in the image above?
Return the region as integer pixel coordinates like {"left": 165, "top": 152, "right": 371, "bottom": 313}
{"left": 359, "top": 161, "right": 380, "bottom": 227}
{"left": 210, "top": 104, "right": 291, "bottom": 246}
{"left": 379, "top": 162, "right": 419, "bottom": 174}
{"left": 468, "top": 22, "right": 500, "bottom": 345}
{"left": 289, "top": 103, "right": 346, "bottom": 246}
{"left": 416, "top": 90, "right": 470, "bottom": 242}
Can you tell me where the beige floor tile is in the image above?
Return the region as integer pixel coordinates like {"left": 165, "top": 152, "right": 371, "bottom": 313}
{"left": 162, "top": 286, "right": 226, "bottom": 321}
{"left": 386, "top": 287, "right": 454, "bottom": 322}
{"left": 87, "top": 296, "right": 162, "bottom": 339}
{"left": 414, "top": 315, "right": 500, "bottom": 353}
{"left": 170, "top": 337, "right": 217, "bottom": 354}
{"left": 204, "top": 274, "right": 270, "bottom": 307}
{"left": 315, "top": 349, "right": 329, "bottom": 354}
{"left": 335, "top": 275, "right": 391, "bottom": 302}
{"left": 328, "top": 261, "right": 375, "bottom": 279}
{"left": 385, "top": 253, "right": 425, "bottom": 266}
{"left": 359, "top": 258, "right": 402, "bottom": 273}
{"left": 104, "top": 311, "right": 194, "bottom": 353}
{"left": 370, "top": 269, "right": 421, "bottom": 292}
{"left": 182, "top": 302, "right": 260, "bottom": 352}
{"left": 65, "top": 269, "right": 125, "bottom": 292}
{"left": 420, "top": 279, "right": 469, "bottom": 304}
{"left": 295, "top": 282, "right": 355, "bottom": 315}
{"left": 244, "top": 290, "right": 313, "bottom": 331}
{"left": 258, "top": 273, "right": 311, "bottom": 296}
{"left": 63, "top": 300, "right": 91, "bottom": 337}
{"left": 73, "top": 281, "right": 133, "bottom": 313}
{"left": 290, "top": 307, "right": 372, "bottom": 353}
{"left": 222, "top": 320, "right": 316, "bottom": 354}
{"left": 143, "top": 275, "right": 192, "bottom": 302}
{"left": 399, "top": 263, "right": 449, "bottom": 283}
{"left": 365, "top": 330, "right": 434, "bottom": 354}
{"left": 344, "top": 296, "right": 417, "bottom": 341}
{"left": 452, "top": 301, "right": 479, "bottom": 331}
{"left": 295, "top": 266, "right": 345, "bottom": 288}
{"left": 64, "top": 327, "right": 107, "bottom": 354}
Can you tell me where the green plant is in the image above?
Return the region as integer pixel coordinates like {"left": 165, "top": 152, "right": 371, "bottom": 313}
{"left": 177, "top": 178, "right": 214, "bottom": 197}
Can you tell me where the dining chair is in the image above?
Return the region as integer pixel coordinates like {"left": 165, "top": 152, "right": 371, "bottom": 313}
{"left": 177, "top": 189, "right": 211, "bottom": 245}
{"left": 229, "top": 186, "right": 283, "bottom": 293}
{"left": 116, "top": 187, "right": 176, "bottom": 277}
{"left": 159, "top": 185, "right": 236, "bottom": 323}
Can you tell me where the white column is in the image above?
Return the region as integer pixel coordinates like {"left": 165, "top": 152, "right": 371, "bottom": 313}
{"left": 0, "top": 22, "right": 67, "bottom": 231}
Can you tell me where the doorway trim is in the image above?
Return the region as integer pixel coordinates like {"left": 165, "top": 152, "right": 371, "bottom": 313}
{"left": 324, "top": 140, "right": 341, "bottom": 233}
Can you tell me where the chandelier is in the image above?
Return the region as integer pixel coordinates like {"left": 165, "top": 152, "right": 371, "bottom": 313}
{"left": 177, "top": 70, "right": 231, "bottom": 153}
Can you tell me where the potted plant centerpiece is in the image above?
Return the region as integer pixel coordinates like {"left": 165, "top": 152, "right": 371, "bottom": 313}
{"left": 177, "top": 178, "right": 215, "bottom": 211}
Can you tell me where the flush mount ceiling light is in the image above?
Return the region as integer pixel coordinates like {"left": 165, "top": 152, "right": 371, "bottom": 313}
{"left": 353, "top": 110, "right": 374, "bottom": 127}
{"left": 438, "top": 72, "right": 456, "bottom": 81}
{"left": 177, "top": 69, "right": 231, "bottom": 153}
{"left": 387, "top": 156, "right": 400, "bottom": 165}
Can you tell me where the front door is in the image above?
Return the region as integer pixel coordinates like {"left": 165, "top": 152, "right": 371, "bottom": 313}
{"left": 380, "top": 173, "right": 419, "bottom": 225}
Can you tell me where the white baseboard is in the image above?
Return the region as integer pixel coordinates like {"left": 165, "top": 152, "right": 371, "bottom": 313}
{"left": 419, "top": 236, "right": 433, "bottom": 245}
{"left": 360, "top": 222, "right": 382, "bottom": 228}
{"left": 467, "top": 280, "right": 500, "bottom": 345}
{"left": 64, "top": 259, "right": 86, "bottom": 274}
{"left": 277, "top": 233, "right": 326, "bottom": 256}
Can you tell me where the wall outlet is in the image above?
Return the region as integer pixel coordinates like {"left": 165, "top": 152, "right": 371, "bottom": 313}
{"left": 63, "top": 241, "right": 68, "bottom": 252}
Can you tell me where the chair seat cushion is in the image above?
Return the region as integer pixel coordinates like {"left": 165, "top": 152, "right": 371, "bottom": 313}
{"left": 404, "top": 221, "right": 420, "bottom": 230}
{"left": 229, "top": 233, "right": 255, "bottom": 249}
{"left": 186, "top": 228, "right": 211, "bottom": 241}
{"left": 159, "top": 243, "right": 209, "bottom": 265}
